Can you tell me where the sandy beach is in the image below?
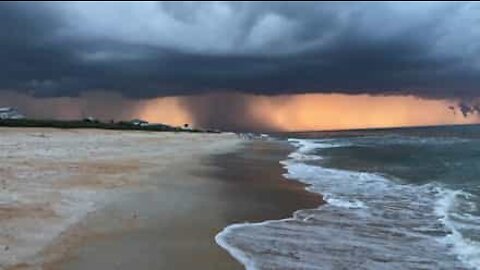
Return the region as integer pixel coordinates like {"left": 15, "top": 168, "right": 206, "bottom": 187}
{"left": 0, "top": 128, "right": 322, "bottom": 270}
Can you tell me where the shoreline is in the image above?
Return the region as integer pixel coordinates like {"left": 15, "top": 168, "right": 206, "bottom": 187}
{"left": 204, "top": 140, "right": 323, "bottom": 223}
{"left": 47, "top": 139, "right": 323, "bottom": 270}
{"left": 0, "top": 128, "right": 323, "bottom": 269}
{"left": 217, "top": 136, "right": 468, "bottom": 269}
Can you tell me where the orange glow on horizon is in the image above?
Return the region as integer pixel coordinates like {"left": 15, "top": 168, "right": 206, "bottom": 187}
{"left": 1, "top": 90, "right": 479, "bottom": 132}
{"left": 246, "top": 93, "right": 479, "bottom": 131}
{"left": 134, "top": 97, "right": 192, "bottom": 127}
{"left": 137, "top": 93, "right": 480, "bottom": 131}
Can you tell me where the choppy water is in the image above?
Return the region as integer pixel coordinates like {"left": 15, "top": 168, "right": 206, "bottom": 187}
{"left": 216, "top": 125, "right": 480, "bottom": 270}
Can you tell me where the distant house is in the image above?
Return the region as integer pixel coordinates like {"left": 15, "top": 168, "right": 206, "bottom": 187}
{"left": 0, "top": 107, "right": 25, "bottom": 120}
{"left": 83, "top": 116, "right": 99, "bottom": 123}
{"left": 129, "top": 119, "right": 149, "bottom": 126}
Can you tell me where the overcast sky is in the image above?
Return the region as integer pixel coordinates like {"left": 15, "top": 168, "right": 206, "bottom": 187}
{"left": 0, "top": 1, "right": 479, "bottom": 99}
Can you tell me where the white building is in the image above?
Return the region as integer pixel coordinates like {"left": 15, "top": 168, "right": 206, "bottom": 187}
{"left": 129, "top": 119, "right": 149, "bottom": 126}
{"left": 0, "top": 107, "right": 25, "bottom": 120}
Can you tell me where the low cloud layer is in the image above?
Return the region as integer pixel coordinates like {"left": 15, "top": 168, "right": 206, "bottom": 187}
{"left": 0, "top": 2, "right": 479, "bottom": 99}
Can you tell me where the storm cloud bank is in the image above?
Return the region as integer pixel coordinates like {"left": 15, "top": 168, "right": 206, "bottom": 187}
{"left": 0, "top": 2, "right": 479, "bottom": 99}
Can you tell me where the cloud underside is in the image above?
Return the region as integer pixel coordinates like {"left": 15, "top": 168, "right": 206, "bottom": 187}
{"left": 0, "top": 2, "right": 479, "bottom": 99}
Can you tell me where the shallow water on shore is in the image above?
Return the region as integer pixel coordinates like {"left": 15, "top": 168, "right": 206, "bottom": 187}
{"left": 217, "top": 126, "right": 480, "bottom": 270}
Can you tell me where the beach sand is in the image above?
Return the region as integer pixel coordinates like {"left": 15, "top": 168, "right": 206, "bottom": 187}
{"left": 0, "top": 128, "right": 322, "bottom": 269}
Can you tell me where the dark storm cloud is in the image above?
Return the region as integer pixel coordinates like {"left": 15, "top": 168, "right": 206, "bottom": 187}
{"left": 0, "top": 2, "right": 479, "bottom": 98}
{"left": 180, "top": 92, "right": 279, "bottom": 131}
{"left": 459, "top": 101, "right": 480, "bottom": 117}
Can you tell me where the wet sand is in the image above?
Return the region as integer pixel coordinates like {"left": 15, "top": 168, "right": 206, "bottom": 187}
{"left": 204, "top": 140, "right": 323, "bottom": 224}
{"left": 0, "top": 128, "right": 322, "bottom": 269}
{"left": 50, "top": 140, "right": 322, "bottom": 270}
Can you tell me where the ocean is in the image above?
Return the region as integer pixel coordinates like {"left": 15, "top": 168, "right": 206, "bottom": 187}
{"left": 216, "top": 125, "right": 480, "bottom": 270}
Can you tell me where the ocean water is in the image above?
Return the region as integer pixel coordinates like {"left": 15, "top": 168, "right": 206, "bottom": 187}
{"left": 216, "top": 125, "right": 480, "bottom": 270}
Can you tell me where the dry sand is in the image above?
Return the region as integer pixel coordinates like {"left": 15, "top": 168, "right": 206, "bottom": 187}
{"left": 0, "top": 128, "right": 241, "bottom": 269}
{"left": 0, "top": 128, "right": 323, "bottom": 270}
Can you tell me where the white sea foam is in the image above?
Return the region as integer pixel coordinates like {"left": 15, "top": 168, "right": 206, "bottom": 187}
{"left": 216, "top": 223, "right": 260, "bottom": 270}
{"left": 287, "top": 152, "right": 322, "bottom": 161}
{"left": 322, "top": 193, "right": 367, "bottom": 209}
{"left": 217, "top": 138, "right": 474, "bottom": 269}
{"left": 287, "top": 138, "right": 348, "bottom": 153}
{"left": 434, "top": 188, "right": 480, "bottom": 269}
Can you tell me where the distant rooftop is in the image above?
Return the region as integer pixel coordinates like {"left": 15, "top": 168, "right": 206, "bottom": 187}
{"left": 0, "top": 107, "right": 14, "bottom": 112}
{"left": 0, "top": 107, "right": 25, "bottom": 119}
